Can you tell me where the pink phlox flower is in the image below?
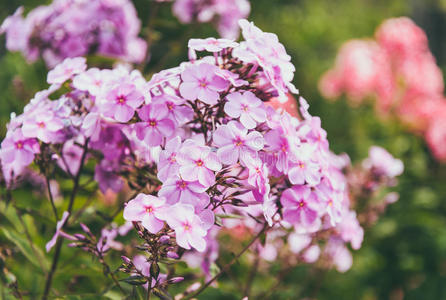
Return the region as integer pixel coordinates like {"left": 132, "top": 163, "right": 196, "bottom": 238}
{"left": 47, "top": 57, "right": 87, "bottom": 84}
{"left": 21, "top": 108, "right": 65, "bottom": 144}
{"left": 336, "top": 210, "right": 364, "bottom": 250}
{"left": 363, "top": 146, "right": 404, "bottom": 178}
{"left": 81, "top": 112, "right": 102, "bottom": 141}
{"left": 288, "top": 232, "right": 312, "bottom": 254}
{"left": 0, "top": 128, "right": 39, "bottom": 169}
{"left": 179, "top": 62, "right": 229, "bottom": 105}
{"left": 0, "top": 7, "right": 29, "bottom": 52}
{"left": 224, "top": 91, "right": 266, "bottom": 129}
{"left": 177, "top": 141, "right": 222, "bottom": 187}
{"left": 244, "top": 156, "right": 269, "bottom": 197}
{"left": 46, "top": 211, "right": 70, "bottom": 252}
{"left": 188, "top": 37, "right": 238, "bottom": 52}
{"left": 94, "top": 160, "right": 124, "bottom": 194}
{"left": 288, "top": 144, "right": 322, "bottom": 186}
{"left": 158, "top": 136, "right": 182, "bottom": 182}
{"left": 103, "top": 83, "right": 144, "bottom": 122}
{"left": 57, "top": 138, "right": 84, "bottom": 175}
{"left": 73, "top": 68, "right": 111, "bottom": 96}
{"left": 158, "top": 175, "right": 209, "bottom": 209}
{"left": 123, "top": 194, "right": 167, "bottom": 234}
{"left": 325, "top": 238, "right": 353, "bottom": 273}
{"left": 280, "top": 186, "right": 321, "bottom": 228}
{"left": 213, "top": 121, "right": 264, "bottom": 166}
{"left": 136, "top": 103, "right": 176, "bottom": 146}
{"left": 264, "top": 127, "right": 298, "bottom": 173}
{"left": 314, "top": 177, "right": 344, "bottom": 226}
{"left": 159, "top": 204, "right": 209, "bottom": 252}
{"left": 152, "top": 94, "right": 194, "bottom": 126}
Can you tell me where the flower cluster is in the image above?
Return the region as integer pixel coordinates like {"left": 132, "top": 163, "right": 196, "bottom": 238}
{"left": 0, "top": 0, "right": 147, "bottom": 67}
{"left": 319, "top": 17, "right": 446, "bottom": 161}
{"left": 170, "top": 0, "right": 250, "bottom": 39}
{"left": 221, "top": 146, "right": 402, "bottom": 274}
{"left": 0, "top": 19, "right": 402, "bottom": 291}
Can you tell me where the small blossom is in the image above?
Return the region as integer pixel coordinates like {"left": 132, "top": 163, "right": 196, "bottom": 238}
{"left": 224, "top": 91, "right": 266, "bottom": 129}
{"left": 158, "top": 136, "right": 182, "bottom": 182}
{"left": 135, "top": 104, "right": 175, "bottom": 146}
{"left": 281, "top": 186, "right": 320, "bottom": 228}
{"left": 177, "top": 142, "right": 222, "bottom": 187}
{"left": 123, "top": 194, "right": 166, "bottom": 234}
{"left": 213, "top": 121, "right": 264, "bottom": 165}
{"left": 47, "top": 57, "right": 87, "bottom": 84}
{"left": 159, "top": 204, "right": 209, "bottom": 252}
{"left": 103, "top": 84, "right": 144, "bottom": 123}
{"left": 179, "top": 63, "right": 228, "bottom": 105}
{"left": 158, "top": 175, "right": 209, "bottom": 208}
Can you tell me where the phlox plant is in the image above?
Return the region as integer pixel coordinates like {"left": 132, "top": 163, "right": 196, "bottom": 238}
{"left": 0, "top": 3, "right": 403, "bottom": 299}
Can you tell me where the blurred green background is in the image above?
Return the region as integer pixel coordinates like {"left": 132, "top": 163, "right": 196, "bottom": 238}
{"left": 1, "top": 0, "right": 446, "bottom": 299}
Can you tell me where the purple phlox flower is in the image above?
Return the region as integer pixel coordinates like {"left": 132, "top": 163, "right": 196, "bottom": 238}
{"left": 158, "top": 204, "right": 209, "bottom": 252}
{"left": 158, "top": 175, "right": 209, "bottom": 209}
{"left": 363, "top": 146, "right": 404, "bottom": 178}
{"left": 158, "top": 136, "right": 182, "bottom": 182}
{"left": 177, "top": 141, "right": 222, "bottom": 187}
{"left": 213, "top": 121, "right": 264, "bottom": 166}
{"left": 224, "top": 91, "right": 267, "bottom": 129}
{"left": 123, "top": 194, "right": 167, "bottom": 234}
{"left": 179, "top": 63, "right": 229, "bottom": 105}
{"left": 288, "top": 144, "right": 322, "bottom": 186}
{"left": 152, "top": 94, "right": 194, "bottom": 126}
{"left": 103, "top": 83, "right": 144, "bottom": 122}
{"left": 73, "top": 68, "right": 110, "bottom": 96}
{"left": 264, "top": 127, "right": 298, "bottom": 173}
{"left": 47, "top": 57, "right": 87, "bottom": 84}
{"left": 336, "top": 210, "right": 364, "bottom": 250}
{"left": 46, "top": 211, "right": 70, "bottom": 252}
{"left": 57, "top": 138, "right": 84, "bottom": 175}
{"left": 21, "top": 108, "right": 65, "bottom": 143}
{"left": 135, "top": 103, "right": 175, "bottom": 146}
{"left": 244, "top": 156, "right": 269, "bottom": 197}
{"left": 0, "top": 7, "right": 29, "bottom": 52}
{"left": 188, "top": 37, "right": 238, "bottom": 52}
{"left": 314, "top": 177, "right": 344, "bottom": 226}
{"left": 325, "top": 238, "right": 353, "bottom": 273}
{"left": 280, "top": 186, "right": 321, "bottom": 228}
{"left": 0, "top": 129, "right": 39, "bottom": 170}
{"left": 81, "top": 112, "right": 102, "bottom": 141}
{"left": 90, "top": 125, "right": 130, "bottom": 161}
{"left": 288, "top": 232, "right": 312, "bottom": 254}
{"left": 0, "top": 130, "right": 39, "bottom": 185}
{"left": 94, "top": 160, "right": 124, "bottom": 194}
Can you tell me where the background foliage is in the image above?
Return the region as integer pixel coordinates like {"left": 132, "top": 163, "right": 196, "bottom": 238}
{"left": 1, "top": 0, "right": 446, "bottom": 299}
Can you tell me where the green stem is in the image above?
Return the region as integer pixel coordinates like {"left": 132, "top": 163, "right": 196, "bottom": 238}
{"left": 45, "top": 176, "right": 58, "bottom": 221}
{"left": 41, "top": 139, "right": 89, "bottom": 300}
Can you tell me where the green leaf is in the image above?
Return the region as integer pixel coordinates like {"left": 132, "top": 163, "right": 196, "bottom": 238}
{"left": 1, "top": 228, "right": 49, "bottom": 271}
